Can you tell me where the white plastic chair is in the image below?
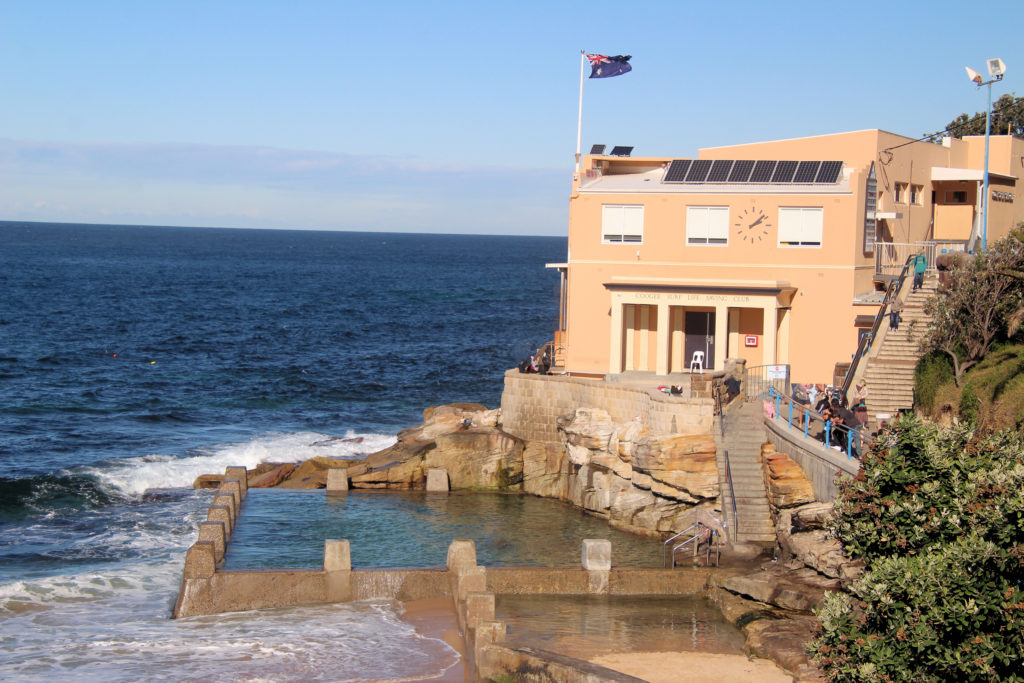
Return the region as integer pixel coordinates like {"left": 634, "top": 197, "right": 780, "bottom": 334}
{"left": 690, "top": 351, "right": 704, "bottom": 373}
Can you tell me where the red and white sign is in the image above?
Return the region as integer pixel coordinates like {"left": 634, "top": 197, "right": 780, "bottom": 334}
{"left": 744, "top": 335, "right": 758, "bottom": 347}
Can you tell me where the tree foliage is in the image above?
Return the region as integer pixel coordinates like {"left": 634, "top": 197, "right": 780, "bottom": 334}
{"left": 810, "top": 416, "right": 1024, "bottom": 681}
{"left": 945, "top": 94, "right": 1024, "bottom": 138}
{"left": 919, "top": 229, "right": 1024, "bottom": 386}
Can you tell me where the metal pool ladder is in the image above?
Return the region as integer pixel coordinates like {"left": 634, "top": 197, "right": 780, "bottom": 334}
{"left": 664, "top": 522, "right": 722, "bottom": 568}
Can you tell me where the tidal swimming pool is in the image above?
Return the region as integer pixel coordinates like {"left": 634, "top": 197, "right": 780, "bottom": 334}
{"left": 222, "top": 490, "right": 665, "bottom": 569}
{"left": 497, "top": 594, "right": 747, "bottom": 659}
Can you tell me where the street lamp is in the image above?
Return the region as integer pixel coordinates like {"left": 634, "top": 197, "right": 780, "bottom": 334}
{"left": 965, "top": 58, "right": 1006, "bottom": 252}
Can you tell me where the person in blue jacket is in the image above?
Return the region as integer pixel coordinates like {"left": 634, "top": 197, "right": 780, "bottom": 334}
{"left": 912, "top": 253, "right": 927, "bottom": 291}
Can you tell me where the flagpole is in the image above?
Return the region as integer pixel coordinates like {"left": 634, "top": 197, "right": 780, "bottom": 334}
{"left": 576, "top": 50, "right": 586, "bottom": 172}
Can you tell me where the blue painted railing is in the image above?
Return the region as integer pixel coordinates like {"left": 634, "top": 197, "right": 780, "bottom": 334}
{"left": 762, "top": 387, "right": 870, "bottom": 461}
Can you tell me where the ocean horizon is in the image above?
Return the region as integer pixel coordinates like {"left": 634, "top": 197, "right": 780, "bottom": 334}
{"left": 0, "top": 220, "right": 564, "bottom": 680}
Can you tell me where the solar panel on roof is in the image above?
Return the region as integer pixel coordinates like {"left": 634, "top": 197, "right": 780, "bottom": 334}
{"left": 771, "top": 161, "right": 798, "bottom": 183}
{"left": 749, "top": 160, "right": 776, "bottom": 182}
{"left": 793, "top": 161, "right": 821, "bottom": 183}
{"left": 707, "top": 160, "right": 733, "bottom": 182}
{"left": 609, "top": 146, "right": 633, "bottom": 156}
{"left": 816, "top": 160, "right": 843, "bottom": 183}
{"left": 685, "top": 159, "right": 713, "bottom": 182}
{"left": 663, "top": 159, "right": 692, "bottom": 182}
{"left": 728, "top": 160, "right": 755, "bottom": 183}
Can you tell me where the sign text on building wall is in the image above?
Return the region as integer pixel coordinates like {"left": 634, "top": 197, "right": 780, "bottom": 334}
{"left": 618, "top": 292, "right": 755, "bottom": 305}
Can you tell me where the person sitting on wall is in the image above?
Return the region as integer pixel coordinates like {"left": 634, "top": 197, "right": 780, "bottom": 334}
{"left": 724, "top": 376, "right": 741, "bottom": 403}
{"left": 831, "top": 399, "right": 862, "bottom": 457}
{"left": 540, "top": 350, "right": 551, "bottom": 375}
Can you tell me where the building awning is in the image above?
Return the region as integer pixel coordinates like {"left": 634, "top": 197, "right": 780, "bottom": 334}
{"left": 932, "top": 167, "right": 1017, "bottom": 182}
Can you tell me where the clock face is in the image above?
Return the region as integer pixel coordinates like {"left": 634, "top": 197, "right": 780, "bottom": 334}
{"left": 735, "top": 206, "right": 772, "bottom": 242}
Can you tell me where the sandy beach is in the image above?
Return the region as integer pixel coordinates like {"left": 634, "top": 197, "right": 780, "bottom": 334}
{"left": 400, "top": 597, "right": 469, "bottom": 682}
{"left": 592, "top": 651, "right": 792, "bottom": 682}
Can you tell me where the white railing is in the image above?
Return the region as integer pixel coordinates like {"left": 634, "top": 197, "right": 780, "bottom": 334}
{"left": 874, "top": 240, "right": 967, "bottom": 278}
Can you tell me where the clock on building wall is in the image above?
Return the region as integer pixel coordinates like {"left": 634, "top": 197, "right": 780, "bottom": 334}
{"left": 735, "top": 205, "right": 772, "bottom": 242}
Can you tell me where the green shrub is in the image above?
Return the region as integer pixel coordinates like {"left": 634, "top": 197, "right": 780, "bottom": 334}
{"left": 959, "top": 383, "right": 980, "bottom": 424}
{"left": 810, "top": 416, "right": 1024, "bottom": 681}
{"left": 914, "top": 351, "right": 954, "bottom": 413}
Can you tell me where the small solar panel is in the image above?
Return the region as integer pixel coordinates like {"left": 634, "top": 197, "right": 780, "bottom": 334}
{"left": 793, "top": 161, "right": 821, "bottom": 183}
{"left": 590, "top": 144, "right": 606, "bottom": 155}
{"left": 771, "top": 161, "right": 798, "bottom": 183}
{"left": 749, "top": 160, "right": 776, "bottom": 182}
{"left": 728, "top": 160, "right": 755, "bottom": 183}
{"left": 816, "top": 160, "right": 843, "bottom": 183}
{"left": 609, "top": 145, "right": 633, "bottom": 156}
{"left": 663, "top": 159, "right": 692, "bottom": 182}
{"left": 685, "top": 159, "right": 713, "bottom": 182}
{"left": 706, "top": 160, "right": 734, "bottom": 182}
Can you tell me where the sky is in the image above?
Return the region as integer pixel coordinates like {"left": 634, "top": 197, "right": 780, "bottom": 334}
{"left": 1, "top": 0, "right": 1022, "bottom": 236}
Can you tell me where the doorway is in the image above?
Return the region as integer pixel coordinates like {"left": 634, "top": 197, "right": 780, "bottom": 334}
{"left": 684, "top": 311, "right": 716, "bottom": 371}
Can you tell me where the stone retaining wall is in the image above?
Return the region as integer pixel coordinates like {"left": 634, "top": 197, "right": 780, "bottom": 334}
{"left": 763, "top": 418, "right": 859, "bottom": 501}
{"left": 500, "top": 370, "right": 714, "bottom": 445}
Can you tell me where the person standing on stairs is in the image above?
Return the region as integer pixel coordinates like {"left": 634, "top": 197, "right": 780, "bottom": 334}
{"left": 911, "top": 253, "right": 927, "bottom": 291}
{"left": 889, "top": 296, "right": 904, "bottom": 330}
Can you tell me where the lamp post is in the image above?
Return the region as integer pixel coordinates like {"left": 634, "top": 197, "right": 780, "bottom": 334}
{"left": 965, "top": 58, "right": 1006, "bottom": 252}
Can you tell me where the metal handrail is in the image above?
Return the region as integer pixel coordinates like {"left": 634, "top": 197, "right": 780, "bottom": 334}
{"left": 762, "top": 386, "right": 872, "bottom": 461}
{"left": 714, "top": 384, "right": 738, "bottom": 542}
{"left": 840, "top": 254, "right": 916, "bottom": 400}
{"left": 663, "top": 523, "right": 721, "bottom": 567}
{"left": 743, "top": 364, "right": 791, "bottom": 403}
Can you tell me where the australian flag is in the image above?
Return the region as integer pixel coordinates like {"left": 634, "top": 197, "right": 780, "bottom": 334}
{"left": 586, "top": 53, "right": 632, "bottom": 79}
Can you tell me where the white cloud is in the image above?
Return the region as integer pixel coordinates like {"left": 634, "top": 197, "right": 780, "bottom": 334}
{"left": 0, "top": 139, "right": 567, "bottom": 235}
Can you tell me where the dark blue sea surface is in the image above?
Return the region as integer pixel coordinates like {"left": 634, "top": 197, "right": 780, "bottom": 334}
{"left": 0, "top": 221, "right": 564, "bottom": 681}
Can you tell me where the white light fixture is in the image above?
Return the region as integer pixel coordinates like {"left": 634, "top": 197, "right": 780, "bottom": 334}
{"left": 964, "top": 58, "right": 1007, "bottom": 252}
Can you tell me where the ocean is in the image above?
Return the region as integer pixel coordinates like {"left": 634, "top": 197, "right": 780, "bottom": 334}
{"left": 0, "top": 221, "right": 564, "bottom": 681}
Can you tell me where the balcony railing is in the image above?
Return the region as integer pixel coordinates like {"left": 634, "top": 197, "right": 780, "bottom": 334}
{"left": 874, "top": 240, "right": 966, "bottom": 278}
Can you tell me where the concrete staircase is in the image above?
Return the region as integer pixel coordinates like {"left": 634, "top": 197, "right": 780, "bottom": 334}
{"left": 715, "top": 400, "right": 776, "bottom": 548}
{"left": 861, "top": 276, "right": 938, "bottom": 426}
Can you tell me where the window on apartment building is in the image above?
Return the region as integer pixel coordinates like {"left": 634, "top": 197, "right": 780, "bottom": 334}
{"left": 778, "top": 207, "right": 823, "bottom": 247}
{"left": 910, "top": 184, "right": 923, "bottom": 205}
{"left": 685, "top": 206, "right": 729, "bottom": 245}
{"left": 602, "top": 204, "right": 644, "bottom": 243}
{"left": 894, "top": 183, "right": 906, "bottom": 203}
{"left": 945, "top": 190, "right": 968, "bottom": 204}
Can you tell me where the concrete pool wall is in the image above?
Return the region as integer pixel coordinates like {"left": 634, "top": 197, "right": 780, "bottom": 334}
{"left": 173, "top": 468, "right": 750, "bottom": 681}
{"left": 173, "top": 472, "right": 718, "bottom": 620}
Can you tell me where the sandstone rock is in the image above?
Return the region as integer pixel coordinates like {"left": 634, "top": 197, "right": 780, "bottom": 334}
{"left": 276, "top": 459, "right": 331, "bottom": 489}
{"left": 421, "top": 403, "right": 488, "bottom": 440}
{"left": 764, "top": 452, "right": 816, "bottom": 509}
{"left": 472, "top": 408, "right": 501, "bottom": 429}
{"left": 558, "top": 407, "right": 615, "bottom": 451}
{"left": 428, "top": 429, "right": 523, "bottom": 489}
{"left": 522, "top": 442, "right": 569, "bottom": 499}
{"left": 744, "top": 614, "right": 821, "bottom": 678}
{"left": 248, "top": 463, "right": 295, "bottom": 488}
{"left": 791, "top": 502, "right": 834, "bottom": 531}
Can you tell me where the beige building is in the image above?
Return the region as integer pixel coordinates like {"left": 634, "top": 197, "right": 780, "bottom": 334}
{"left": 550, "top": 130, "right": 1024, "bottom": 383}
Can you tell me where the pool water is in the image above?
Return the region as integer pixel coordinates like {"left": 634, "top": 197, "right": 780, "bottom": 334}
{"left": 497, "top": 594, "right": 747, "bottom": 660}
{"left": 222, "top": 490, "right": 665, "bottom": 569}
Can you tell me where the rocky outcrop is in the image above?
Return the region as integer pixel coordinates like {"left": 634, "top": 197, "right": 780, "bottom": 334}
{"left": 762, "top": 444, "right": 816, "bottom": 511}
{"left": 545, "top": 407, "right": 722, "bottom": 536}
{"left": 712, "top": 586, "right": 824, "bottom": 682}
{"left": 776, "top": 502, "right": 864, "bottom": 584}
{"left": 199, "top": 402, "right": 724, "bottom": 537}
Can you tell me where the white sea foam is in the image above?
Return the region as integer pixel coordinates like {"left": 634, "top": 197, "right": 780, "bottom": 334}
{"left": 81, "top": 430, "right": 396, "bottom": 497}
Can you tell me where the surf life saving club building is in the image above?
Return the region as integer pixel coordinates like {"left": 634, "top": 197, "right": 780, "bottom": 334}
{"left": 548, "top": 129, "right": 1024, "bottom": 383}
